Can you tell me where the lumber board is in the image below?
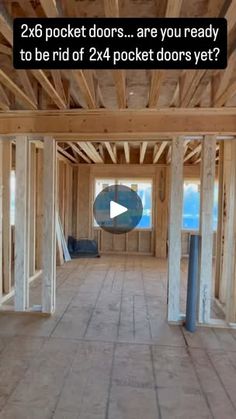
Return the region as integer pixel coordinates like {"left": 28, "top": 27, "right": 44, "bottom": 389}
{"left": 167, "top": 137, "right": 184, "bottom": 321}
{"left": 198, "top": 136, "right": 216, "bottom": 323}
{"left": 0, "top": 109, "right": 236, "bottom": 138}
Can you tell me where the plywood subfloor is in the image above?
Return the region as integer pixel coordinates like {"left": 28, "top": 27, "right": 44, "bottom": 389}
{"left": 0, "top": 255, "right": 234, "bottom": 418}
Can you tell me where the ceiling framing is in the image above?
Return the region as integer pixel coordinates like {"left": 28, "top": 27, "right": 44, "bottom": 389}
{"left": 0, "top": 0, "right": 234, "bottom": 165}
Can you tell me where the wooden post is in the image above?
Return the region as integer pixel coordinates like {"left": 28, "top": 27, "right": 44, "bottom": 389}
{"left": 36, "top": 148, "right": 43, "bottom": 269}
{"left": 15, "top": 136, "right": 29, "bottom": 311}
{"left": 168, "top": 137, "right": 184, "bottom": 322}
{"left": 42, "top": 137, "right": 57, "bottom": 313}
{"left": 215, "top": 142, "right": 224, "bottom": 298}
{"left": 2, "top": 141, "right": 12, "bottom": 294}
{"left": 198, "top": 136, "right": 216, "bottom": 323}
{"left": 223, "top": 141, "right": 236, "bottom": 323}
{"left": 155, "top": 166, "right": 169, "bottom": 258}
{"left": 0, "top": 140, "right": 3, "bottom": 298}
{"left": 29, "top": 143, "right": 36, "bottom": 276}
{"left": 219, "top": 142, "right": 233, "bottom": 304}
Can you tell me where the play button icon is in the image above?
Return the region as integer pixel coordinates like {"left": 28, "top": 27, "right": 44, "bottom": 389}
{"left": 110, "top": 201, "right": 128, "bottom": 219}
{"left": 93, "top": 184, "right": 143, "bottom": 234}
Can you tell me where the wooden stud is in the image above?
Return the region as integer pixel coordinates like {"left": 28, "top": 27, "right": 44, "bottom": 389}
{"left": 42, "top": 137, "right": 57, "bottom": 313}
{"left": 168, "top": 137, "right": 184, "bottom": 322}
{"left": 215, "top": 142, "right": 224, "bottom": 298}
{"left": 225, "top": 141, "right": 236, "bottom": 323}
{"left": 2, "top": 141, "right": 12, "bottom": 294}
{"left": 29, "top": 143, "right": 36, "bottom": 276}
{"left": 220, "top": 141, "right": 235, "bottom": 304}
{"left": 0, "top": 140, "right": 3, "bottom": 297}
{"left": 15, "top": 136, "right": 29, "bottom": 311}
{"left": 36, "top": 148, "right": 43, "bottom": 270}
{"left": 198, "top": 136, "right": 216, "bottom": 323}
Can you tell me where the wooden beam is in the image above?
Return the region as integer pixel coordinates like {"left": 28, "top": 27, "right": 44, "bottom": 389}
{"left": 123, "top": 142, "right": 130, "bottom": 163}
{"left": 179, "top": 1, "right": 236, "bottom": 108}
{"left": 18, "top": 70, "right": 38, "bottom": 106}
{"left": 153, "top": 141, "right": 168, "bottom": 163}
{"left": 0, "top": 4, "right": 12, "bottom": 44}
{"left": 2, "top": 141, "right": 12, "bottom": 294}
{"left": 104, "top": 0, "right": 119, "bottom": 16}
{"left": 51, "top": 70, "right": 67, "bottom": 105}
{"left": 42, "top": 137, "right": 57, "bottom": 313}
{"left": 148, "top": 0, "right": 183, "bottom": 107}
{"left": 71, "top": 70, "right": 96, "bottom": 108}
{"left": 0, "top": 70, "right": 37, "bottom": 110}
{"left": 113, "top": 70, "right": 126, "bottom": 108}
{"left": 168, "top": 137, "right": 184, "bottom": 322}
{"left": 148, "top": 71, "right": 164, "bottom": 108}
{"left": 31, "top": 70, "right": 66, "bottom": 110}
{"left": 0, "top": 43, "right": 11, "bottom": 55}
{"left": 78, "top": 142, "right": 103, "bottom": 163}
{"left": 40, "top": 0, "right": 60, "bottom": 17}
{"left": 57, "top": 145, "right": 77, "bottom": 163}
{"left": 184, "top": 143, "right": 201, "bottom": 163}
{"left": 104, "top": 0, "right": 126, "bottom": 108}
{"left": 0, "top": 83, "right": 9, "bottom": 111}
{"left": 0, "top": 4, "right": 67, "bottom": 110}
{"left": 105, "top": 141, "right": 117, "bottom": 163}
{"left": 15, "top": 136, "right": 29, "bottom": 311}
{"left": 198, "top": 136, "right": 216, "bottom": 323}
{"left": 165, "top": 0, "right": 183, "bottom": 17}
{"left": 1, "top": 109, "right": 236, "bottom": 138}
{"left": 70, "top": 142, "right": 91, "bottom": 163}
{"left": 18, "top": 0, "right": 37, "bottom": 17}
{"left": 140, "top": 141, "right": 148, "bottom": 164}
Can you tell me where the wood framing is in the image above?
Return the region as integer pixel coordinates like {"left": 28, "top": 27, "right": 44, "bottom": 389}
{"left": 0, "top": 140, "right": 2, "bottom": 297}
{"left": 2, "top": 141, "right": 12, "bottom": 294}
{"left": 198, "top": 136, "right": 216, "bottom": 323}
{"left": 42, "top": 137, "right": 57, "bottom": 313}
{"left": 15, "top": 136, "right": 29, "bottom": 311}
{"left": 225, "top": 141, "right": 236, "bottom": 323}
{"left": 168, "top": 137, "right": 184, "bottom": 322}
{"left": 29, "top": 143, "right": 36, "bottom": 276}
{"left": 0, "top": 109, "right": 236, "bottom": 138}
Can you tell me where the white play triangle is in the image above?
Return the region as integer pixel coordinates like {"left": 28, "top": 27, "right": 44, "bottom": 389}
{"left": 110, "top": 200, "right": 128, "bottom": 219}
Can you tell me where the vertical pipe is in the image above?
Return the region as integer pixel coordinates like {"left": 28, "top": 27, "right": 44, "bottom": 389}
{"left": 185, "top": 234, "right": 200, "bottom": 333}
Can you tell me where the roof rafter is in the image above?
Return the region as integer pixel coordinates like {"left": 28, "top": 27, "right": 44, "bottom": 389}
{"left": 0, "top": 69, "right": 37, "bottom": 110}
